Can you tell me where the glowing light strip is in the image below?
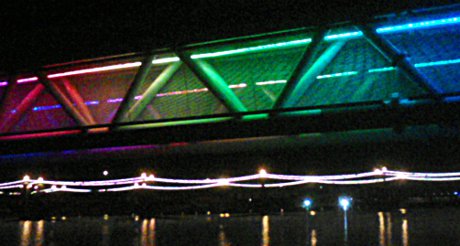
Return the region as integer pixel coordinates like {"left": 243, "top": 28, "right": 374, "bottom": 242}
{"left": 152, "top": 57, "right": 181, "bottom": 64}
{"left": 2, "top": 169, "right": 460, "bottom": 194}
{"left": 316, "top": 71, "right": 358, "bottom": 79}
{"left": 376, "top": 17, "right": 460, "bottom": 33}
{"left": 191, "top": 38, "right": 313, "bottom": 59}
{"left": 0, "top": 81, "right": 8, "bottom": 87}
{"left": 255, "top": 80, "right": 287, "bottom": 86}
{"left": 47, "top": 62, "right": 141, "bottom": 79}
{"left": 17, "top": 77, "right": 39, "bottom": 84}
{"left": 0, "top": 184, "right": 24, "bottom": 190}
{"left": 414, "top": 58, "right": 460, "bottom": 68}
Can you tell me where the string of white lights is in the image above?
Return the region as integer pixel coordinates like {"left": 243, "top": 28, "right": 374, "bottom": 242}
{"left": 2, "top": 168, "right": 460, "bottom": 194}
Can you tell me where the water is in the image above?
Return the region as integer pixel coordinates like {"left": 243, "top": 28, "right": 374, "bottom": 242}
{"left": 2, "top": 208, "right": 460, "bottom": 245}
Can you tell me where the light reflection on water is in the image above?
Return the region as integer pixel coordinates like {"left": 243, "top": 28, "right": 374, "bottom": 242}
{"left": 9, "top": 208, "right": 460, "bottom": 245}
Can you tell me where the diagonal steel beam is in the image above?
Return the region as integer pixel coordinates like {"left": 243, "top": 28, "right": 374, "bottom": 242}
{"left": 125, "top": 62, "right": 182, "bottom": 121}
{"left": 274, "top": 28, "right": 327, "bottom": 109}
{"left": 0, "top": 83, "right": 45, "bottom": 133}
{"left": 177, "top": 51, "right": 247, "bottom": 112}
{"left": 36, "top": 72, "right": 89, "bottom": 126}
{"left": 61, "top": 78, "right": 97, "bottom": 125}
{"left": 112, "top": 54, "right": 156, "bottom": 123}
{"left": 277, "top": 39, "right": 347, "bottom": 108}
{"left": 358, "top": 24, "right": 442, "bottom": 99}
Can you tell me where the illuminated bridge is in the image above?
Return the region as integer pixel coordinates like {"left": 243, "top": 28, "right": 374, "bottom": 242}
{"left": 1, "top": 4, "right": 460, "bottom": 165}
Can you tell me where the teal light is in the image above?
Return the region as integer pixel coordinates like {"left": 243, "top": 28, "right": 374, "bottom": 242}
{"left": 368, "top": 67, "right": 396, "bottom": 73}
{"left": 324, "top": 31, "right": 362, "bottom": 41}
{"left": 376, "top": 17, "right": 460, "bottom": 34}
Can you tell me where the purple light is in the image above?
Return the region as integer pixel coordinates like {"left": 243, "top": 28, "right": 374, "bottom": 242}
{"left": 0, "top": 81, "right": 8, "bottom": 87}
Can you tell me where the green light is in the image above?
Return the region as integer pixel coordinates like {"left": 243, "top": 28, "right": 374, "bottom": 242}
{"left": 190, "top": 38, "right": 312, "bottom": 59}
{"left": 241, "top": 113, "right": 270, "bottom": 121}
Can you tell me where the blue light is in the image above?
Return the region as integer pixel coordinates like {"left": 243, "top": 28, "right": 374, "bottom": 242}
{"left": 414, "top": 58, "right": 460, "bottom": 68}
{"left": 33, "top": 104, "right": 62, "bottom": 111}
{"left": 376, "top": 17, "right": 460, "bottom": 34}
{"left": 339, "top": 197, "right": 352, "bottom": 211}
{"left": 303, "top": 198, "right": 313, "bottom": 209}
{"left": 85, "top": 100, "right": 100, "bottom": 105}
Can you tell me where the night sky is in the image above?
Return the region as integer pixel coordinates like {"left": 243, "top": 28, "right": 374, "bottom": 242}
{"left": 0, "top": 0, "right": 455, "bottom": 73}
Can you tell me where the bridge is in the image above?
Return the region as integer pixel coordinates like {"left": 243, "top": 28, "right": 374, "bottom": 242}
{"left": 1, "top": 4, "right": 460, "bottom": 164}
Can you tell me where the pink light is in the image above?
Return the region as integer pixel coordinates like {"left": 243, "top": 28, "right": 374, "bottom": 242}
{"left": 17, "top": 77, "right": 38, "bottom": 84}
{"left": 0, "top": 81, "right": 8, "bottom": 87}
{"left": 0, "top": 130, "right": 82, "bottom": 141}
{"left": 47, "top": 62, "right": 142, "bottom": 79}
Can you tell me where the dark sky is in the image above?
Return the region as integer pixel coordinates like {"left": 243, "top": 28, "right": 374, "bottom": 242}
{"left": 0, "top": 0, "right": 456, "bottom": 73}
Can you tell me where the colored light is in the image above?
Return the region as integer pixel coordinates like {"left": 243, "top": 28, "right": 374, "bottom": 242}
{"left": 303, "top": 198, "right": 312, "bottom": 209}
{"left": 324, "top": 31, "right": 362, "bottom": 41}
{"left": 191, "top": 38, "right": 313, "bottom": 59}
{"left": 17, "top": 77, "right": 39, "bottom": 83}
{"left": 316, "top": 71, "right": 358, "bottom": 79}
{"left": 255, "top": 80, "right": 287, "bottom": 86}
{"left": 48, "top": 62, "right": 141, "bottom": 79}
{"left": 368, "top": 67, "right": 395, "bottom": 73}
{"left": 339, "top": 197, "right": 351, "bottom": 211}
{"left": 152, "top": 57, "right": 180, "bottom": 64}
{"left": 415, "top": 58, "right": 460, "bottom": 68}
{"left": 376, "top": 17, "right": 460, "bottom": 34}
{"left": 0, "top": 81, "right": 8, "bottom": 87}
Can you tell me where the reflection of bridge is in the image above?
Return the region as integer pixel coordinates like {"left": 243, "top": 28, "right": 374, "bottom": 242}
{"left": 1, "top": 5, "right": 460, "bottom": 158}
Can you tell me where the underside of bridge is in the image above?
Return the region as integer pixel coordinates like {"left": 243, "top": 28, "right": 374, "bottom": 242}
{"left": 1, "top": 4, "right": 460, "bottom": 178}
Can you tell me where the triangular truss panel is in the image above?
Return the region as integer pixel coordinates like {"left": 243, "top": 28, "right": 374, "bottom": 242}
{"left": 295, "top": 37, "right": 426, "bottom": 107}
{"left": 0, "top": 82, "right": 42, "bottom": 133}
{"left": 137, "top": 64, "right": 229, "bottom": 121}
{"left": 50, "top": 58, "right": 141, "bottom": 124}
{"left": 199, "top": 33, "right": 313, "bottom": 111}
{"left": 11, "top": 87, "right": 77, "bottom": 133}
{"left": 385, "top": 26, "right": 460, "bottom": 93}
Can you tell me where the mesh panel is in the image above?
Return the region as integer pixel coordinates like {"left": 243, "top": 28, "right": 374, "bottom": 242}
{"left": 0, "top": 83, "right": 38, "bottom": 133}
{"left": 294, "top": 38, "right": 426, "bottom": 107}
{"left": 386, "top": 27, "right": 460, "bottom": 93}
{"left": 296, "top": 70, "right": 422, "bottom": 107}
{"left": 138, "top": 65, "right": 229, "bottom": 121}
{"left": 51, "top": 59, "right": 140, "bottom": 124}
{"left": 208, "top": 47, "right": 307, "bottom": 111}
{"left": 11, "top": 89, "right": 77, "bottom": 133}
